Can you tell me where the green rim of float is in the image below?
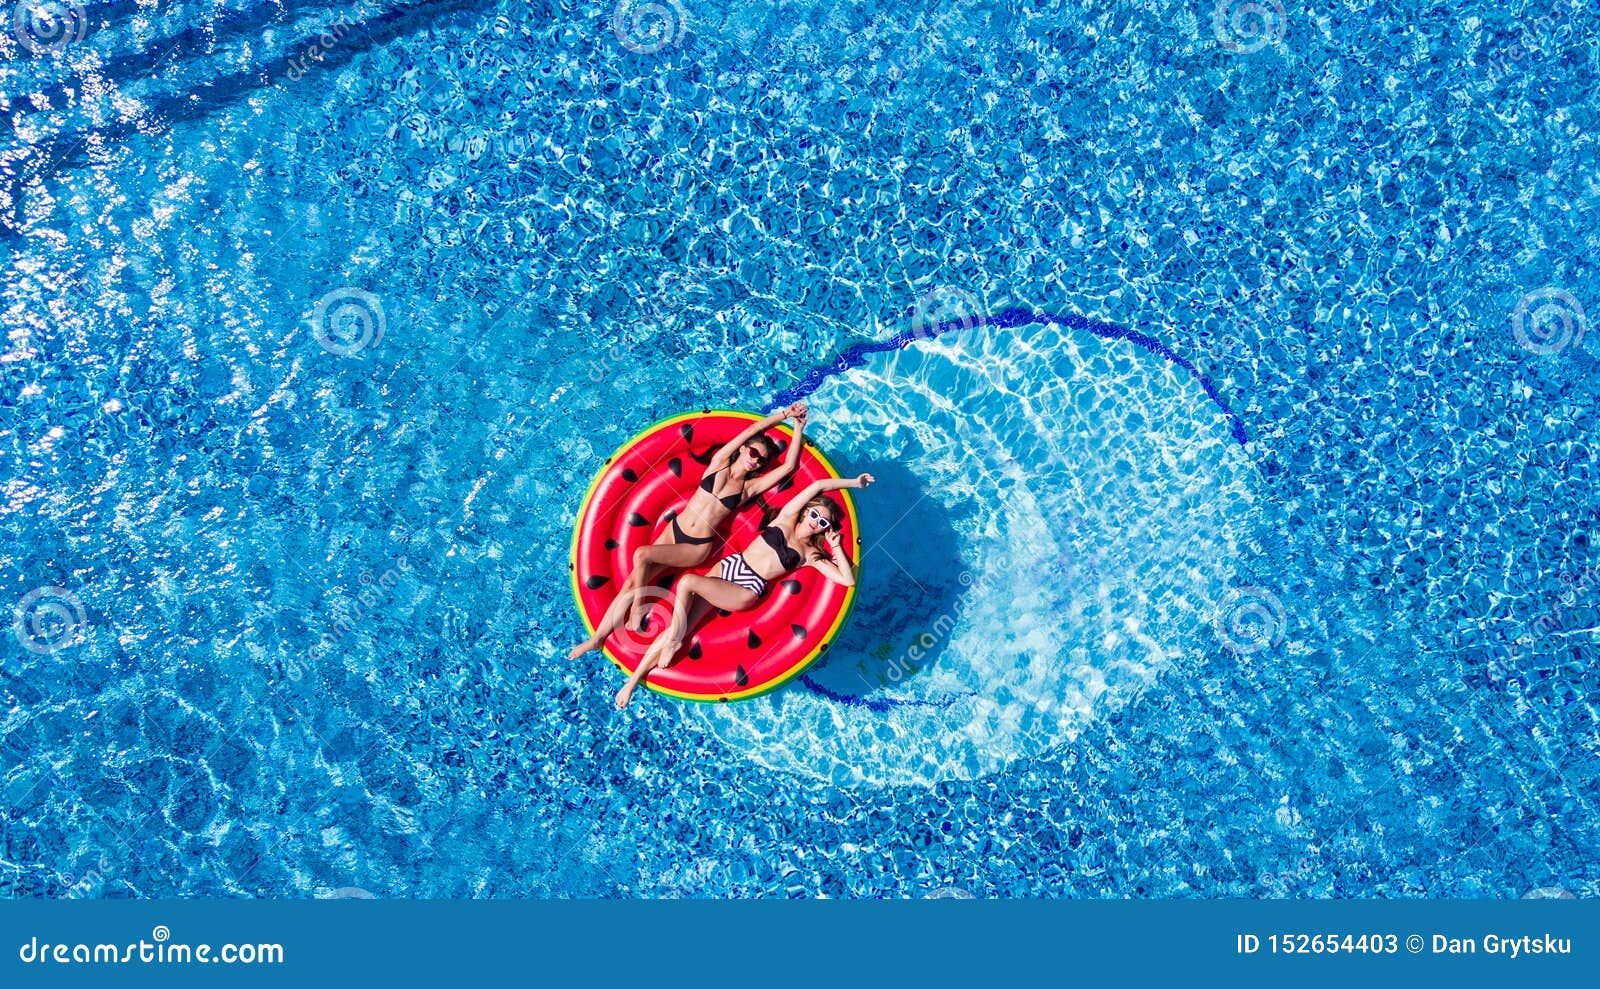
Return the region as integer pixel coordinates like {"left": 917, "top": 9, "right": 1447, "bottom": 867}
{"left": 569, "top": 410, "right": 860, "bottom": 702}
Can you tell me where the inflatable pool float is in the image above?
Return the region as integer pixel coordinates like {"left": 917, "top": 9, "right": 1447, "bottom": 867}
{"left": 570, "top": 410, "right": 860, "bottom": 702}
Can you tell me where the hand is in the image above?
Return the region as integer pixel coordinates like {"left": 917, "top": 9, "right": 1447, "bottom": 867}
{"left": 786, "top": 401, "right": 808, "bottom": 421}
{"left": 855, "top": 473, "right": 875, "bottom": 488}
{"left": 793, "top": 407, "right": 808, "bottom": 427}
{"left": 825, "top": 531, "right": 843, "bottom": 552}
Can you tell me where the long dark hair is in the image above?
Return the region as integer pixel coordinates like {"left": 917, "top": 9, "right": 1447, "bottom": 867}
{"left": 745, "top": 435, "right": 780, "bottom": 468}
{"left": 761, "top": 494, "right": 842, "bottom": 563}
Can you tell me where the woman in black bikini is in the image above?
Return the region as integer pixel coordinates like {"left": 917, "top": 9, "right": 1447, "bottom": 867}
{"left": 566, "top": 403, "right": 810, "bottom": 661}
{"left": 615, "top": 472, "right": 875, "bottom": 709}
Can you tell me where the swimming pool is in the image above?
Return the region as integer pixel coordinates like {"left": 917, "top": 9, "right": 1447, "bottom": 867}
{"left": 3, "top": 0, "right": 1596, "bottom": 897}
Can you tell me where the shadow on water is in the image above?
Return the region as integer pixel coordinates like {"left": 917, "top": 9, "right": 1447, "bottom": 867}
{"left": 783, "top": 459, "right": 974, "bottom": 710}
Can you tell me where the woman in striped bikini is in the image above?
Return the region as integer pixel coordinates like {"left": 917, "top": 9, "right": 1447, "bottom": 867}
{"left": 615, "top": 472, "right": 875, "bottom": 709}
{"left": 567, "top": 403, "right": 809, "bottom": 661}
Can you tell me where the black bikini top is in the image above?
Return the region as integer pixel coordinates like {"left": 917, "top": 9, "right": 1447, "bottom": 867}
{"left": 699, "top": 466, "right": 742, "bottom": 509}
{"left": 759, "top": 525, "right": 802, "bottom": 571}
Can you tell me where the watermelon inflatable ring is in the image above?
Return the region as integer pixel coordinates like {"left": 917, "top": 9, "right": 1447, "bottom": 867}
{"left": 569, "top": 411, "right": 861, "bottom": 703}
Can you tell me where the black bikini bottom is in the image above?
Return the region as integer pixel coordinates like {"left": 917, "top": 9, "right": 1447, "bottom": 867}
{"left": 669, "top": 516, "right": 715, "bottom": 546}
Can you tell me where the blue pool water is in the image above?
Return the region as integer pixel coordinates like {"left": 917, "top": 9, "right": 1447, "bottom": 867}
{"left": 3, "top": 0, "right": 1597, "bottom": 897}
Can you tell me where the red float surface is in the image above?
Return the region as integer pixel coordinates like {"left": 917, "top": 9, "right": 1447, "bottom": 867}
{"left": 569, "top": 410, "right": 860, "bottom": 702}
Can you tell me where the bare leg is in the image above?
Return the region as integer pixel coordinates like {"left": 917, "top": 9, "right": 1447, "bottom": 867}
{"left": 653, "top": 598, "right": 714, "bottom": 671}
{"left": 626, "top": 538, "right": 710, "bottom": 630}
{"left": 653, "top": 573, "right": 759, "bottom": 668}
{"left": 615, "top": 575, "right": 758, "bottom": 709}
{"left": 614, "top": 648, "right": 660, "bottom": 711}
{"left": 567, "top": 540, "right": 710, "bottom": 659}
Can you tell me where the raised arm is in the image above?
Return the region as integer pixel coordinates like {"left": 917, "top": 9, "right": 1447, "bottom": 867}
{"left": 743, "top": 409, "right": 807, "bottom": 500}
{"left": 808, "top": 531, "right": 856, "bottom": 587}
{"left": 775, "top": 472, "right": 875, "bottom": 526}
{"left": 710, "top": 402, "right": 805, "bottom": 469}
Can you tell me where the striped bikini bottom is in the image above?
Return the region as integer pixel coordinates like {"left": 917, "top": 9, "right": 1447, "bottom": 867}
{"left": 716, "top": 553, "right": 768, "bottom": 597}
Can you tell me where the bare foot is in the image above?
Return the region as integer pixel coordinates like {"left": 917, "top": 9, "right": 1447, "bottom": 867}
{"left": 614, "top": 682, "right": 637, "bottom": 710}
{"left": 566, "top": 638, "right": 598, "bottom": 660}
